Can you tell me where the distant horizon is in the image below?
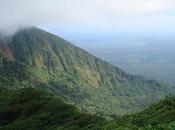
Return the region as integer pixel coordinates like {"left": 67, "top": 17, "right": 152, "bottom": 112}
{"left": 38, "top": 26, "right": 175, "bottom": 48}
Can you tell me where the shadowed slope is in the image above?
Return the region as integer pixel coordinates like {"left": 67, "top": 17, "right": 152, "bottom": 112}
{"left": 0, "top": 87, "right": 104, "bottom": 130}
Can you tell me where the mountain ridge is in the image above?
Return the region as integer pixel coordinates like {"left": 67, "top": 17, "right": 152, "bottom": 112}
{"left": 0, "top": 27, "right": 174, "bottom": 117}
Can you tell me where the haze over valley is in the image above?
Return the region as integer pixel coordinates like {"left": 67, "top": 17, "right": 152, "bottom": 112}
{"left": 57, "top": 32, "right": 175, "bottom": 84}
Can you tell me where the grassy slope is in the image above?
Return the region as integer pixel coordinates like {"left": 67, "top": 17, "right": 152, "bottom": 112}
{"left": 0, "top": 27, "right": 174, "bottom": 117}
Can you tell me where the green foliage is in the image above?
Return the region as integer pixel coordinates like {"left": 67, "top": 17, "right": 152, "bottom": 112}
{"left": 0, "top": 87, "right": 104, "bottom": 130}
{"left": 101, "top": 96, "right": 175, "bottom": 130}
{"left": 0, "top": 27, "right": 175, "bottom": 117}
{"left": 1, "top": 87, "right": 175, "bottom": 130}
{"left": 0, "top": 55, "right": 37, "bottom": 88}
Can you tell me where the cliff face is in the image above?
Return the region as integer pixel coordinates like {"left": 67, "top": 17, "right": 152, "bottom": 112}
{"left": 0, "top": 41, "right": 13, "bottom": 59}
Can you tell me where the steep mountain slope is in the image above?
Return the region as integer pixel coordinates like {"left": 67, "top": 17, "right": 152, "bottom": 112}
{"left": 0, "top": 53, "right": 36, "bottom": 88}
{"left": 0, "top": 27, "right": 174, "bottom": 116}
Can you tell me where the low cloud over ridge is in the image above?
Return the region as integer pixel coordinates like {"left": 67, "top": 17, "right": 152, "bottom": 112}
{"left": 0, "top": 0, "right": 175, "bottom": 35}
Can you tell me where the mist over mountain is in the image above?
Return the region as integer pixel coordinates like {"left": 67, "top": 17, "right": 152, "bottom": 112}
{"left": 1, "top": 0, "right": 175, "bottom": 36}
{"left": 0, "top": 0, "right": 175, "bottom": 129}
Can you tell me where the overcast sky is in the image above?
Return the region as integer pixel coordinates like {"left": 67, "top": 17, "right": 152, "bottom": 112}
{"left": 0, "top": 0, "right": 175, "bottom": 35}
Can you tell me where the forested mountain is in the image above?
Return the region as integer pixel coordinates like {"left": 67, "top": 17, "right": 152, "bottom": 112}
{"left": 102, "top": 96, "right": 175, "bottom": 130}
{"left": 1, "top": 87, "right": 175, "bottom": 130}
{"left": 0, "top": 87, "right": 104, "bottom": 130}
{"left": 0, "top": 27, "right": 174, "bottom": 117}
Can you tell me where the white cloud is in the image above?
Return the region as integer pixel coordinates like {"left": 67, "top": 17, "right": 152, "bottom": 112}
{"left": 0, "top": 0, "right": 175, "bottom": 34}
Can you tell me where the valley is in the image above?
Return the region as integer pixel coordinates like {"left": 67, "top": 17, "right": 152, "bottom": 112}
{"left": 67, "top": 34, "right": 175, "bottom": 84}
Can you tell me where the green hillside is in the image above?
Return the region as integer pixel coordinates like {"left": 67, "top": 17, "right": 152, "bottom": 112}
{"left": 101, "top": 96, "right": 175, "bottom": 130}
{"left": 0, "top": 27, "right": 174, "bottom": 117}
{"left": 0, "top": 87, "right": 104, "bottom": 130}
{"left": 0, "top": 53, "right": 36, "bottom": 88}
{"left": 1, "top": 87, "right": 175, "bottom": 130}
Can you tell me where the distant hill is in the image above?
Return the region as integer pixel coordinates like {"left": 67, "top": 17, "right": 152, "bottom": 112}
{"left": 0, "top": 27, "right": 174, "bottom": 117}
